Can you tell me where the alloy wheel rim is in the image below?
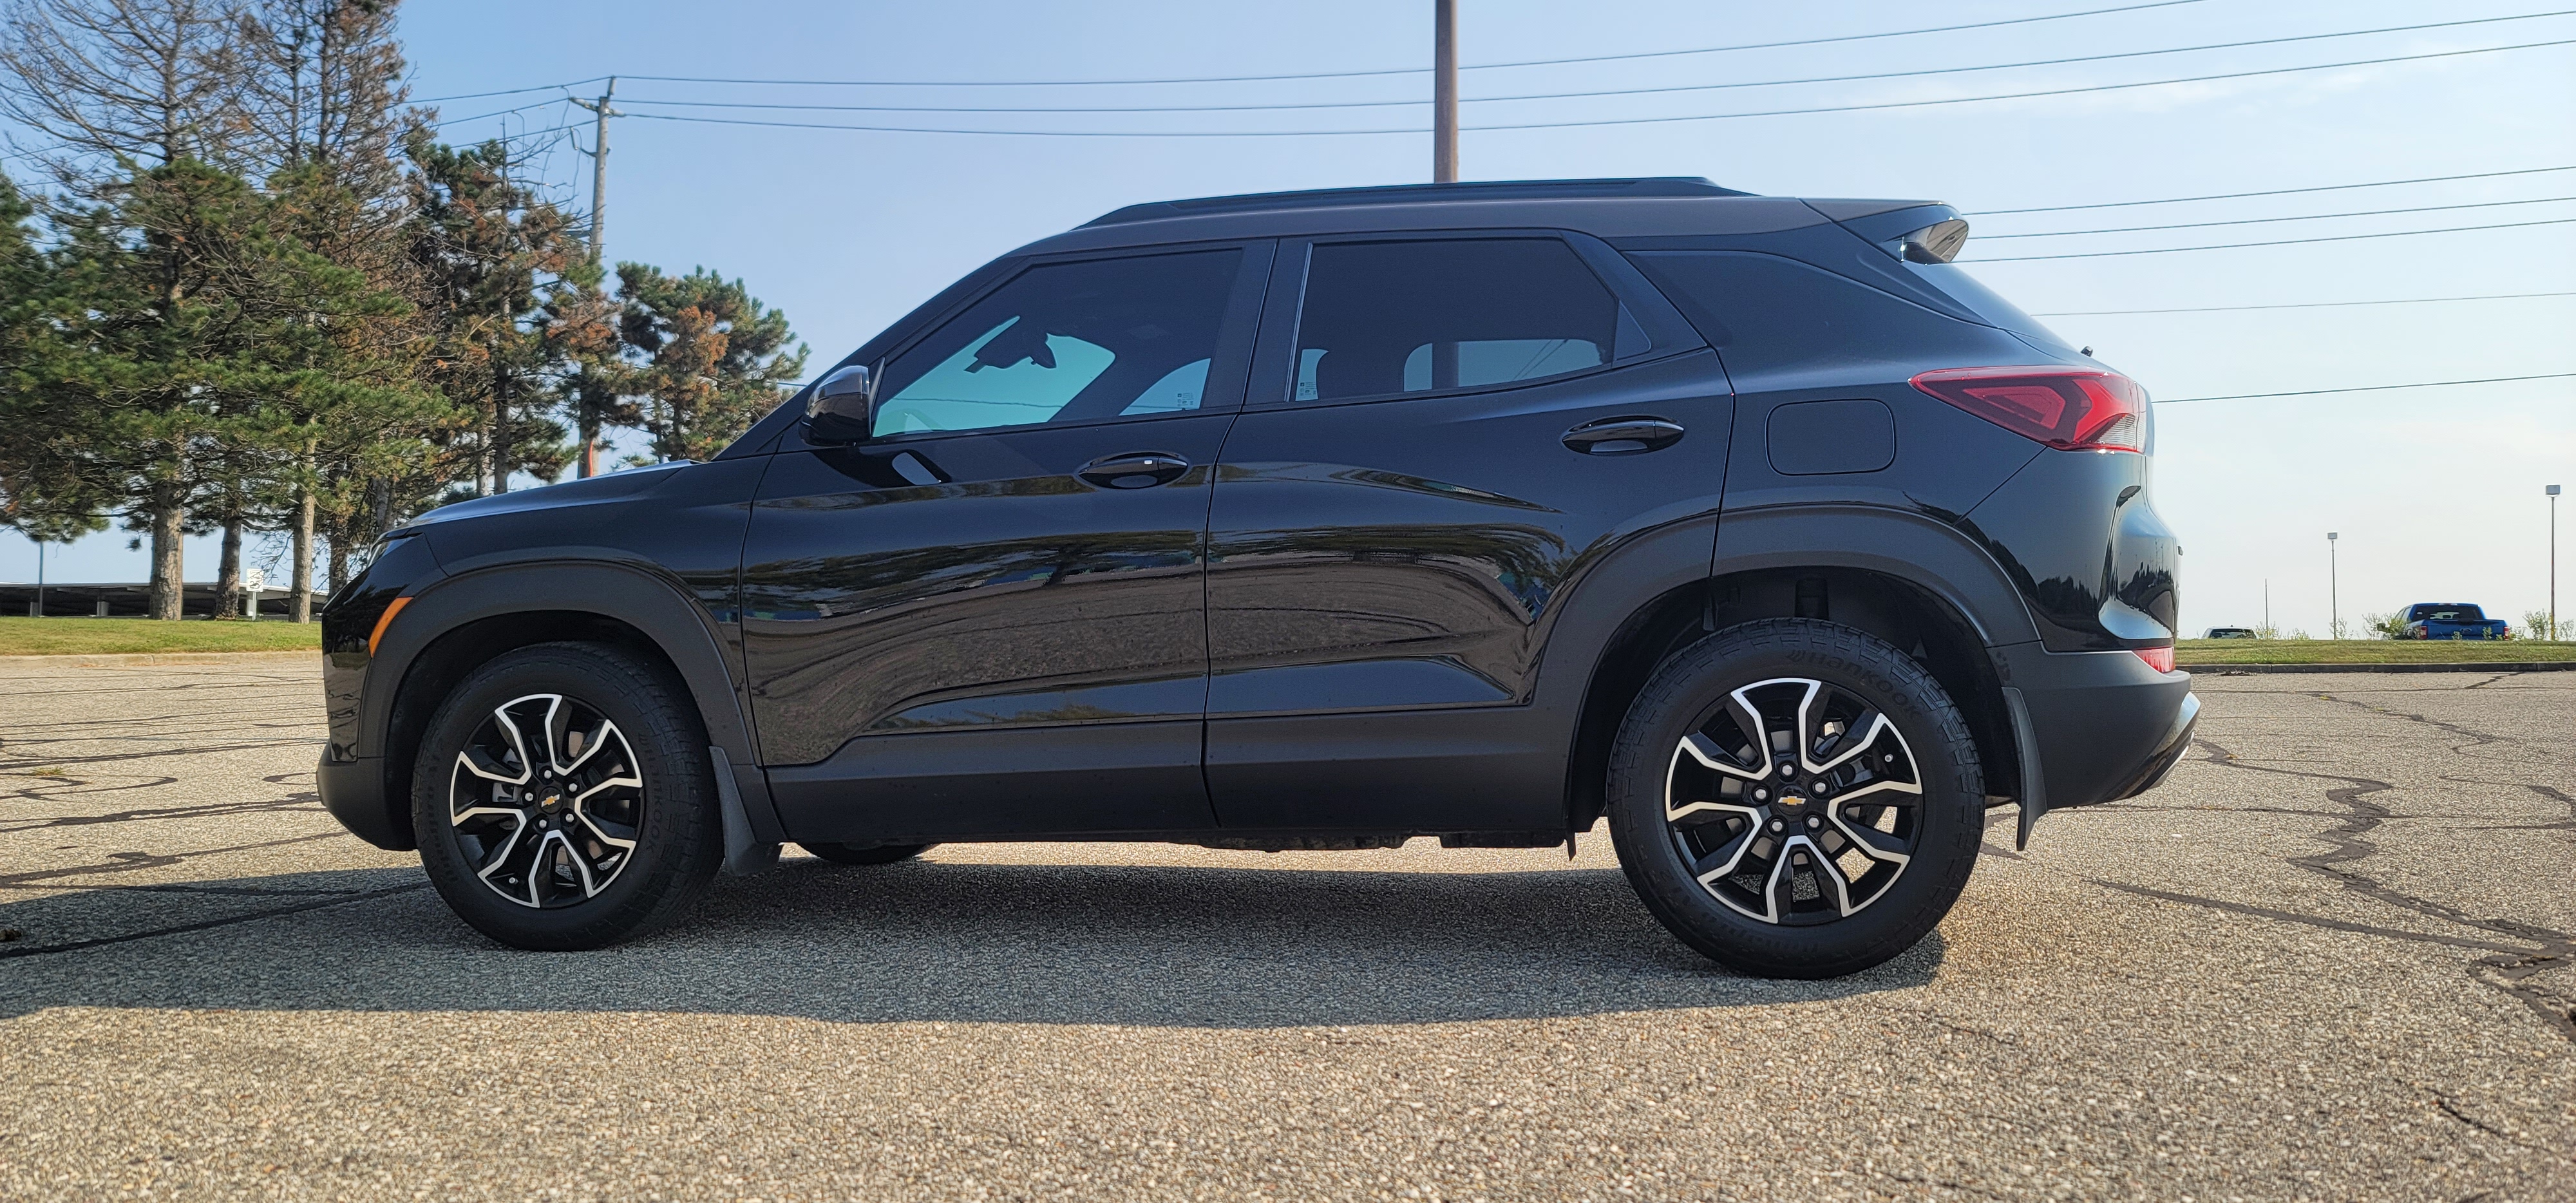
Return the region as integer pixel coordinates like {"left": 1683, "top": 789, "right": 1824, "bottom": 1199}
{"left": 447, "top": 693, "right": 643, "bottom": 909}
{"left": 1662, "top": 676, "right": 1924, "bottom": 925}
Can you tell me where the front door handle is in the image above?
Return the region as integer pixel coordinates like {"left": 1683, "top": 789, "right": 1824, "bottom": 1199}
{"left": 1077, "top": 451, "right": 1191, "bottom": 489}
{"left": 1563, "top": 416, "right": 1685, "bottom": 456}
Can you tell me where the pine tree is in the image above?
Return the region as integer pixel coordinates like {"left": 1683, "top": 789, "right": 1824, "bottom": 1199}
{"left": 540, "top": 265, "right": 636, "bottom": 480}
{"left": 0, "top": 0, "right": 249, "bottom": 617}
{"left": 614, "top": 264, "right": 805, "bottom": 464}
{"left": 0, "top": 171, "right": 109, "bottom": 549}
{"left": 0, "top": 0, "right": 241, "bottom": 191}
{"left": 405, "top": 135, "right": 576, "bottom": 496}
{"left": 253, "top": 162, "right": 449, "bottom": 602}
{"left": 233, "top": 0, "right": 426, "bottom": 616}
{"left": 37, "top": 160, "right": 281, "bottom": 620}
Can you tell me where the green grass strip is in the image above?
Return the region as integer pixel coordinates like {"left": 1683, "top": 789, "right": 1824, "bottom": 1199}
{"left": 2174, "top": 638, "right": 2576, "bottom": 665}
{"left": 0, "top": 616, "right": 323, "bottom": 656}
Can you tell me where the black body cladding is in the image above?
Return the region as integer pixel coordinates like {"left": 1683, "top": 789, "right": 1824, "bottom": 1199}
{"left": 319, "top": 178, "right": 2193, "bottom": 860}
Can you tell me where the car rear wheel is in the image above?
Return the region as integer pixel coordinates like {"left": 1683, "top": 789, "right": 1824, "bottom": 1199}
{"left": 1607, "top": 618, "right": 1986, "bottom": 978}
{"left": 799, "top": 842, "right": 935, "bottom": 866}
{"left": 413, "top": 642, "right": 723, "bottom": 951}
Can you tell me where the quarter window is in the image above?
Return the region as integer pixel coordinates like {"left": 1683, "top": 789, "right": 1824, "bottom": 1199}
{"left": 1292, "top": 238, "right": 1631, "bottom": 403}
{"left": 874, "top": 249, "right": 1243, "bottom": 436}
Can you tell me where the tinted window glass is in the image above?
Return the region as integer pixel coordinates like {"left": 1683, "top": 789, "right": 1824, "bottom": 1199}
{"left": 1293, "top": 238, "right": 1619, "bottom": 403}
{"left": 1904, "top": 261, "right": 2075, "bottom": 354}
{"left": 1627, "top": 251, "right": 1998, "bottom": 381}
{"left": 875, "top": 249, "right": 1242, "bottom": 436}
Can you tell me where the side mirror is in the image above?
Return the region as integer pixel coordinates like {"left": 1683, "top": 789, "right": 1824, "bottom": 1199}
{"left": 804, "top": 365, "right": 875, "bottom": 444}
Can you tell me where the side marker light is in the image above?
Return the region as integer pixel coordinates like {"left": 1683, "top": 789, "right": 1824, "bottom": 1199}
{"left": 368, "top": 596, "right": 413, "bottom": 657}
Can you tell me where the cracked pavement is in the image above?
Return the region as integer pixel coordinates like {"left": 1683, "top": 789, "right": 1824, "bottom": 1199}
{"left": 1, "top": 654, "right": 2570, "bottom": 1201}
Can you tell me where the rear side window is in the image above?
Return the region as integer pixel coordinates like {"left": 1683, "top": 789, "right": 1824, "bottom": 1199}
{"left": 1291, "top": 238, "right": 1643, "bottom": 403}
{"left": 875, "top": 248, "right": 1242, "bottom": 436}
{"left": 1627, "top": 251, "right": 1995, "bottom": 381}
{"left": 1903, "top": 261, "right": 2074, "bottom": 354}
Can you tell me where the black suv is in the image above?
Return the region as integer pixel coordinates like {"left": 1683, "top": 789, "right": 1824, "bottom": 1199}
{"left": 318, "top": 177, "right": 2196, "bottom": 978}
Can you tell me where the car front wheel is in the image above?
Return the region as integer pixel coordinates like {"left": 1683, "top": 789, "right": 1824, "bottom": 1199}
{"left": 1607, "top": 618, "right": 1986, "bottom": 978}
{"left": 413, "top": 642, "right": 723, "bottom": 951}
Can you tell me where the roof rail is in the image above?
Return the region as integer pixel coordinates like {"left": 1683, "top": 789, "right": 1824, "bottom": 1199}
{"left": 1082, "top": 176, "right": 1754, "bottom": 228}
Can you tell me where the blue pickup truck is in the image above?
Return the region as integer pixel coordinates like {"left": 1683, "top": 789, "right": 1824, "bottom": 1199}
{"left": 2401, "top": 603, "right": 2511, "bottom": 640}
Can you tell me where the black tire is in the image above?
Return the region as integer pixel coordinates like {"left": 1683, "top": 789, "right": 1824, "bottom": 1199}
{"left": 1606, "top": 618, "right": 1985, "bottom": 979}
{"left": 799, "top": 842, "right": 935, "bottom": 866}
{"left": 412, "top": 642, "right": 723, "bottom": 951}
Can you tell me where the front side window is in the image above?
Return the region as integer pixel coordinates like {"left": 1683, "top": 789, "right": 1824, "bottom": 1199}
{"left": 873, "top": 249, "right": 1243, "bottom": 437}
{"left": 1292, "top": 238, "right": 1627, "bottom": 403}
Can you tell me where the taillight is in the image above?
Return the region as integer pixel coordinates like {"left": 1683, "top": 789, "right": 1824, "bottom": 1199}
{"left": 1910, "top": 366, "right": 2148, "bottom": 452}
{"left": 2132, "top": 645, "right": 2175, "bottom": 673}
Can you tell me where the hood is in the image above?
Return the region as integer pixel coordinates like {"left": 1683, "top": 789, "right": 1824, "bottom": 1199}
{"left": 403, "top": 462, "right": 692, "bottom": 531}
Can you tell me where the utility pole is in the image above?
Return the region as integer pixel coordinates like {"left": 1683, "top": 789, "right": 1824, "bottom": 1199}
{"left": 30, "top": 539, "right": 41, "bottom": 619}
{"left": 2263, "top": 578, "right": 2269, "bottom": 636}
{"left": 571, "top": 77, "right": 618, "bottom": 265}
{"left": 1432, "top": 0, "right": 1457, "bottom": 183}
{"left": 2327, "top": 531, "right": 2340, "bottom": 639}
{"left": 570, "top": 77, "right": 619, "bottom": 478}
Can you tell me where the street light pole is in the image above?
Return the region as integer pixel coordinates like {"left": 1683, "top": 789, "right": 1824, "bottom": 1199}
{"left": 2550, "top": 484, "right": 2562, "bottom": 641}
{"left": 2327, "top": 531, "right": 2340, "bottom": 639}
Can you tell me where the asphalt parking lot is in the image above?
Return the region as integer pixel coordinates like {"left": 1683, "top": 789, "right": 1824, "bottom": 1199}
{"left": 1, "top": 654, "right": 2570, "bottom": 1202}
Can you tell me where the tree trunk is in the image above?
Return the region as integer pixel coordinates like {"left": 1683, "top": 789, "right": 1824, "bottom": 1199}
{"left": 215, "top": 518, "right": 243, "bottom": 620}
{"left": 149, "top": 495, "right": 186, "bottom": 621}
{"left": 478, "top": 395, "right": 497, "bottom": 496}
{"left": 578, "top": 397, "right": 598, "bottom": 479}
{"left": 491, "top": 352, "right": 513, "bottom": 494}
{"left": 327, "top": 537, "right": 349, "bottom": 598}
{"left": 291, "top": 477, "right": 316, "bottom": 623}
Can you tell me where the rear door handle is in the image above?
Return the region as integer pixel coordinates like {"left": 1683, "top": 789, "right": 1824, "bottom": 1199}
{"left": 1077, "top": 451, "right": 1191, "bottom": 489}
{"left": 1562, "top": 416, "right": 1685, "bottom": 455}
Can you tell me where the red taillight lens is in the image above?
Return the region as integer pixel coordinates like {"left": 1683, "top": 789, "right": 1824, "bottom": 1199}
{"left": 1910, "top": 366, "right": 2148, "bottom": 451}
{"left": 2132, "top": 645, "right": 2175, "bottom": 673}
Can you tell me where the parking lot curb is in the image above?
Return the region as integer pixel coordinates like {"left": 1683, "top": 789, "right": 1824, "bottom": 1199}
{"left": 2180, "top": 660, "right": 2576, "bottom": 674}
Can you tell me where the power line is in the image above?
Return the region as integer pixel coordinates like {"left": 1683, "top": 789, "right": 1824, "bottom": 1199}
{"left": 435, "top": 122, "right": 581, "bottom": 145}
{"left": 426, "top": 99, "right": 563, "bottom": 128}
{"left": 607, "top": 37, "right": 2576, "bottom": 138}
{"left": 614, "top": 0, "right": 2210, "bottom": 90}
{"left": 1970, "top": 216, "right": 2576, "bottom": 261}
{"left": 2032, "top": 290, "right": 2576, "bottom": 316}
{"left": 606, "top": 12, "right": 2576, "bottom": 117}
{"left": 2155, "top": 372, "right": 2576, "bottom": 403}
{"left": 1983, "top": 194, "right": 2576, "bottom": 238}
{"left": 1971, "top": 165, "right": 2576, "bottom": 214}
{"left": 413, "top": 78, "right": 605, "bottom": 105}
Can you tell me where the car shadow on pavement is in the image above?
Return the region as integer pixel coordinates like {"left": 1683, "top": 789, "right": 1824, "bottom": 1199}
{"left": 0, "top": 857, "right": 1944, "bottom": 1027}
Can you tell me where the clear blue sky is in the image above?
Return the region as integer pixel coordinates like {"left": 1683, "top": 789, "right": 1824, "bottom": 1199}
{"left": 8, "top": 0, "right": 2573, "bottom": 637}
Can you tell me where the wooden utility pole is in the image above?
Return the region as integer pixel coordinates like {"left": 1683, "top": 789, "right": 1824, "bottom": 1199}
{"left": 570, "top": 77, "right": 619, "bottom": 478}
{"left": 1433, "top": 0, "right": 1457, "bottom": 183}
{"left": 571, "top": 78, "right": 618, "bottom": 265}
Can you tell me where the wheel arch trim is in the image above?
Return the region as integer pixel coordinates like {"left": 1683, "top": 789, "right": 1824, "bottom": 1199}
{"left": 1709, "top": 503, "right": 2040, "bottom": 648}
{"left": 361, "top": 551, "right": 775, "bottom": 848}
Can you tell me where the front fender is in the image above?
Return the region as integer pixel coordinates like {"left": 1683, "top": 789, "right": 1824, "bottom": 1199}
{"left": 343, "top": 553, "right": 773, "bottom": 850}
{"left": 369, "top": 554, "right": 755, "bottom": 758}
